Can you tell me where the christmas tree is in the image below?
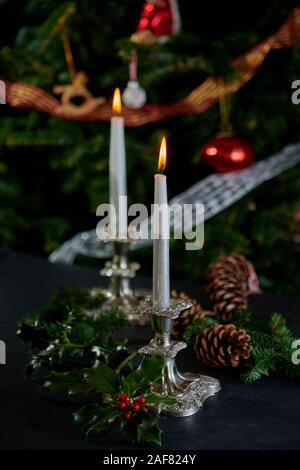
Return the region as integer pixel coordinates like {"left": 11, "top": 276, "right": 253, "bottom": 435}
{"left": 1, "top": 0, "right": 300, "bottom": 293}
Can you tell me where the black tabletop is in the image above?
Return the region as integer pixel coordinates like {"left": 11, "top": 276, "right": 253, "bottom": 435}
{"left": 0, "top": 249, "right": 300, "bottom": 450}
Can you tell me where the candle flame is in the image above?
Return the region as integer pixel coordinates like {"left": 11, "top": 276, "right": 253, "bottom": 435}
{"left": 158, "top": 136, "right": 167, "bottom": 172}
{"left": 112, "top": 88, "right": 122, "bottom": 113}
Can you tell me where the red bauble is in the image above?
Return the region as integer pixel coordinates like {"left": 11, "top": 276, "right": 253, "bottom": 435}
{"left": 202, "top": 134, "right": 254, "bottom": 173}
{"left": 136, "top": 1, "right": 173, "bottom": 37}
{"left": 294, "top": 208, "right": 300, "bottom": 223}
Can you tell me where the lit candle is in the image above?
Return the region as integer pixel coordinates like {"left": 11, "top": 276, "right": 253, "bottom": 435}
{"left": 153, "top": 137, "right": 170, "bottom": 310}
{"left": 109, "top": 88, "right": 127, "bottom": 239}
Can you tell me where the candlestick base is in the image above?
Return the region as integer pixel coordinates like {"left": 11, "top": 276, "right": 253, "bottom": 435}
{"left": 88, "top": 239, "right": 149, "bottom": 325}
{"left": 133, "top": 296, "right": 221, "bottom": 417}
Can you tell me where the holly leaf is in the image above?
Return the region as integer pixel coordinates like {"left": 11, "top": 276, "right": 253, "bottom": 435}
{"left": 17, "top": 321, "right": 50, "bottom": 349}
{"left": 84, "top": 362, "right": 119, "bottom": 394}
{"left": 44, "top": 370, "right": 90, "bottom": 395}
{"left": 145, "top": 393, "right": 177, "bottom": 406}
{"left": 74, "top": 404, "right": 120, "bottom": 436}
{"left": 124, "top": 356, "right": 164, "bottom": 396}
{"left": 36, "top": 343, "right": 59, "bottom": 358}
{"left": 120, "top": 417, "right": 139, "bottom": 443}
{"left": 137, "top": 413, "right": 161, "bottom": 446}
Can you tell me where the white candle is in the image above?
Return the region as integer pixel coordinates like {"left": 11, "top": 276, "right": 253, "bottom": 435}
{"left": 153, "top": 137, "right": 170, "bottom": 311}
{"left": 109, "top": 88, "right": 127, "bottom": 239}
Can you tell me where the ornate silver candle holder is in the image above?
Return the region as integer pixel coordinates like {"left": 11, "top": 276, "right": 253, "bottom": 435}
{"left": 133, "top": 296, "right": 221, "bottom": 417}
{"left": 90, "top": 239, "right": 149, "bottom": 325}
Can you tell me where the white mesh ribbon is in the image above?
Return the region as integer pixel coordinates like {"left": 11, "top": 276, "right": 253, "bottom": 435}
{"left": 49, "top": 142, "right": 300, "bottom": 265}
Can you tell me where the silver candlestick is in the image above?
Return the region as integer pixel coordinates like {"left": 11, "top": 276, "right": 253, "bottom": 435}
{"left": 90, "top": 239, "right": 149, "bottom": 325}
{"left": 133, "top": 296, "right": 221, "bottom": 417}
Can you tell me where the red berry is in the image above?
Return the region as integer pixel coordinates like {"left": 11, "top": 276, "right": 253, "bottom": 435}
{"left": 133, "top": 404, "right": 140, "bottom": 413}
{"left": 138, "top": 396, "right": 145, "bottom": 404}
{"left": 118, "top": 402, "right": 127, "bottom": 410}
{"left": 123, "top": 412, "right": 131, "bottom": 420}
{"left": 119, "top": 393, "right": 129, "bottom": 402}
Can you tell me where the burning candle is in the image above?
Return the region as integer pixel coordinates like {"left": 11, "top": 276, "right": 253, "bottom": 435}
{"left": 153, "top": 136, "right": 170, "bottom": 310}
{"left": 109, "top": 88, "right": 127, "bottom": 239}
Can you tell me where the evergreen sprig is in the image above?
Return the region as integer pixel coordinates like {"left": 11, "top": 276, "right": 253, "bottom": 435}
{"left": 17, "top": 285, "right": 129, "bottom": 375}
{"left": 184, "top": 309, "right": 300, "bottom": 384}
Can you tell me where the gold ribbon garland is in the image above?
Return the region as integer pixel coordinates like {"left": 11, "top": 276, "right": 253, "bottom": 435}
{"left": 5, "top": 7, "right": 300, "bottom": 126}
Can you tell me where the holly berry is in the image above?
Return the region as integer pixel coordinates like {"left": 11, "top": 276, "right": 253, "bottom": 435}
{"left": 123, "top": 412, "right": 131, "bottom": 421}
{"left": 118, "top": 393, "right": 130, "bottom": 405}
{"left": 118, "top": 393, "right": 128, "bottom": 402}
{"left": 118, "top": 402, "right": 127, "bottom": 410}
{"left": 138, "top": 396, "right": 145, "bottom": 404}
{"left": 133, "top": 404, "right": 140, "bottom": 413}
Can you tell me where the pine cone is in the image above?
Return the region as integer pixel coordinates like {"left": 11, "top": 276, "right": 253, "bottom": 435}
{"left": 194, "top": 323, "right": 251, "bottom": 367}
{"left": 171, "top": 291, "right": 214, "bottom": 338}
{"left": 206, "top": 253, "right": 260, "bottom": 319}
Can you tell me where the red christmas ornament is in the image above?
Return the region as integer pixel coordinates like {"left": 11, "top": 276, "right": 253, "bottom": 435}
{"left": 133, "top": 0, "right": 181, "bottom": 42}
{"left": 202, "top": 134, "right": 254, "bottom": 173}
{"left": 137, "top": 0, "right": 172, "bottom": 36}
